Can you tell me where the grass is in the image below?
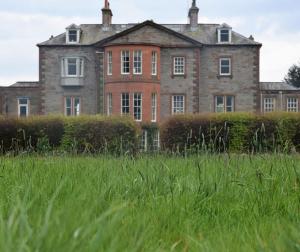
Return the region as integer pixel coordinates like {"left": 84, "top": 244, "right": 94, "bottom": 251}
{"left": 0, "top": 154, "right": 300, "bottom": 251}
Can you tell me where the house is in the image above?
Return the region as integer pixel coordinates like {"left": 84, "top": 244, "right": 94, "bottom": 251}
{"left": 0, "top": 0, "right": 300, "bottom": 120}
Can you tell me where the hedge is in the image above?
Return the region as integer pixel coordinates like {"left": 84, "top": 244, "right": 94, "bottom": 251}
{"left": 160, "top": 113, "right": 300, "bottom": 154}
{"left": 0, "top": 115, "right": 138, "bottom": 155}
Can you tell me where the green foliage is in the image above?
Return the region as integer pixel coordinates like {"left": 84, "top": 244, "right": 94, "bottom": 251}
{"left": 284, "top": 62, "right": 300, "bottom": 88}
{"left": 0, "top": 155, "right": 300, "bottom": 251}
{"left": 0, "top": 115, "right": 138, "bottom": 155}
{"left": 161, "top": 112, "right": 300, "bottom": 154}
{"left": 61, "top": 115, "right": 138, "bottom": 155}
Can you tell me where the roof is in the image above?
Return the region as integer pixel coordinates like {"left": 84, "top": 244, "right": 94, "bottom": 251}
{"left": 260, "top": 82, "right": 300, "bottom": 91}
{"left": 38, "top": 21, "right": 261, "bottom": 47}
{"left": 9, "top": 81, "right": 40, "bottom": 88}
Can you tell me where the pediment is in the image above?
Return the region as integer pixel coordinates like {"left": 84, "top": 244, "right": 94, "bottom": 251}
{"left": 97, "top": 21, "right": 202, "bottom": 47}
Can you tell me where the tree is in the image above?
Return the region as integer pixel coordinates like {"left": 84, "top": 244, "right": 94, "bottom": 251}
{"left": 285, "top": 62, "right": 300, "bottom": 88}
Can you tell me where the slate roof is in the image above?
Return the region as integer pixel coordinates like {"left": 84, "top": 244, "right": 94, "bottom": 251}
{"left": 260, "top": 82, "right": 300, "bottom": 91}
{"left": 9, "top": 82, "right": 40, "bottom": 88}
{"left": 38, "top": 21, "right": 261, "bottom": 47}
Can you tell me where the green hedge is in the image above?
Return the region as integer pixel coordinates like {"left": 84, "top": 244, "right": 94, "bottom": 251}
{"left": 0, "top": 116, "right": 138, "bottom": 155}
{"left": 160, "top": 113, "right": 300, "bottom": 154}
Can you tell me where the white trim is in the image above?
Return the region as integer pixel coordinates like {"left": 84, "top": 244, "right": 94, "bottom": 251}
{"left": 107, "top": 51, "right": 113, "bottom": 76}
{"left": 17, "top": 98, "right": 29, "bottom": 117}
{"left": 66, "top": 29, "right": 81, "bottom": 44}
{"left": 121, "top": 93, "right": 130, "bottom": 115}
{"left": 151, "top": 93, "right": 157, "bottom": 122}
{"left": 133, "top": 93, "right": 143, "bottom": 121}
{"left": 133, "top": 50, "right": 143, "bottom": 75}
{"left": 121, "top": 50, "right": 130, "bottom": 75}
{"left": 264, "top": 97, "right": 275, "bottom": 113}
{"left": 172, "top": 95, "right": 185, "bottom": 115}
{"left": 287, "top": 97, "right": 298, "bottom": 112}
{"left": 107, "top": 93, "right": 113, "bottom": 115}
{"left": 219, "top": 58, "right": 231, "bottom": 76}
{"left": 173, "top": 57, "right": 185, "bottom": 75}
{"left": 217, "top": 28, "right": 232, "bottom": 44}
{"left": 61, "top": 57, "right": 84, "bottom": 78}
{"left": 151, "top": 51, "right": 157, "bottom": 76}
{"left": 64, "top": 97, "right": 81, "bottom": 116}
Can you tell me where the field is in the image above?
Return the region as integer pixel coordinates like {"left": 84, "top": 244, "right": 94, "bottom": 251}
{"left": 0, "top": 155, "right": 300, "bottom": 251}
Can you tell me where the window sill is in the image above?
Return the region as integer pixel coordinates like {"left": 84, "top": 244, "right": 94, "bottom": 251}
{"left": 172, "top": 74, "right": 186, "bottom": 79}
{"left": 217, "top": 74, "right": 233, "bottom": 79}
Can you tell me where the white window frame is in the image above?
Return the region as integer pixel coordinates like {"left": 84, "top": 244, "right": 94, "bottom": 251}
{"left": 172, "top": 95, "right": 185, "bottom": 115}
{"left": 173, "top": 57, "right": 185, "bottom": 75}
{"left": 287, "top": 97, "right": 298, "bottom": 112}
{"left": 133, "top": 93, "right": 142, "bottom": 121}
{"left": 219, "top": 58, "right": 231, "bottom": 76}
{"left": 64, "top": 97, "right": 81, "bottom": 116}
{"left": 151, "top": 51, "right": 157, "bottom": 76}
{"left": 121, "top": 93, "right": 130, "bottom": 115}
{"left": 66, "top": 29, "right": 80, "bottom": 44}
{"left": 215, "top": 96, "right": 235, "bottom": 113}
{"left": 152, "top": 130, "right": 160, "bottom": 151}
{"left": 107, "top": 93, "right": 113, "bottom": 116}
{"left": 140, "top": 130, "right": 148, "bottom": 152}
{"left": 18, "top": 98, "right": 29, "bottom": 117}
{"left": 151, "top": 93, "right": 157, "bottom": 122}
{"left": 264, "top": 98, "right": 275, "bottom": 113}
{"left": 133, "top": 50, "right": 142, "bottom": 75}
{"left": 107, "top": 51, "right": 113, "bottom": 75}
{"left": 121, "top": 51, "right": 130, "bottom": 75}
{"left": 218, "top": 28, "right": 232, "bottom": 43}
{"left": 61, "top": 57, "right": 84, "bottom": 77}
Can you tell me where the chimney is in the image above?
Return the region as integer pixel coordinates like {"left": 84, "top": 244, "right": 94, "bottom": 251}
{"left": 102, "top": 0, "right": 113, "bottom": 26}
{"left": 188, "top": 0, "right": 199, "bottom": 28}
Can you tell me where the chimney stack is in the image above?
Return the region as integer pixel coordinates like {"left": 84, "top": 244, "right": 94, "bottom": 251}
{"left": 188, "top": 0, "right": 199, "bottom": 29}
{"left": 102, "top": 0, "right": 113, "bottom": 26}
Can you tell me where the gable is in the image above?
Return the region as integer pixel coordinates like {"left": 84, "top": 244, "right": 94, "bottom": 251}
{"left": 98, "top": 22, "right": 201, "bottom": 47}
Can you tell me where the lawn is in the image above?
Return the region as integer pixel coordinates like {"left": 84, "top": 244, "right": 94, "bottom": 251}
{"left": 0, "top": 155, "right": 300, "bottom": 251}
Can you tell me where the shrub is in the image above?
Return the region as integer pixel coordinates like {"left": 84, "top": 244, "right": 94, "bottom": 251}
{"left": 0, "top": 116, "right": 64, "bottom": 153}
{"left": 61, "top": 116, "right": 138, "bottom": 155}
{"left": 160, "top": 113, "right": 300, "bottom": 154}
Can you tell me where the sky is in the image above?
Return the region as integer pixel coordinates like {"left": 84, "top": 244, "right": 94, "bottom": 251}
{"left": 0, "top": 0, "right": 299, "bottom": 86}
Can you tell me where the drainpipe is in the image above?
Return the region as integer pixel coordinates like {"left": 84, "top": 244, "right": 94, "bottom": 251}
{"left": 279, "top": 91, "right": 283, "bottom": 111}
{"left": 260, "top": 92, "right": 263, "bottom": 114}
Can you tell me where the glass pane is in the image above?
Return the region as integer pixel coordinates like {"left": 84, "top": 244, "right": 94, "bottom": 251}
{"left": 220, "top": 30, "right": 229, "bottom": 42}
{"left": 68, "top": 59, "right": 77, "bottom": 76}
{"left": 68, "top": 30, "right": 77, "bottom": 42}
{"left": 19, "top": 98, "right": 28, "bottom": 105}
{"left": 74, "top": 98, "right": 80, "bottom": 116}
{"left": 19, "top": 106, "right": 27, "bottom": 117}
{"left": 226, "top": 96, "right": 234, "bottom": 112}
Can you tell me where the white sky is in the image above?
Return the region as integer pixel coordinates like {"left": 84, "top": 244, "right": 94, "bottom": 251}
{"left": 0, "top": 0, "right": 299, "bottom": 85}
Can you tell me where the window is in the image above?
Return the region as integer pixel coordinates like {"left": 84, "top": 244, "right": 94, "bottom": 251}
{"left": 218, "top": 29, "right": 231, "bottom": 43}
{"left": 68, "top": 30, "right": 78, "bottom": 43}
{"left": 151, "top": 93, "right": 157, "bottom": 122}
{"left": 121, "top": 93, "right": 130, "bottom": 115}
{"left": 287, "top": 98, "right": 298, "bottom": 112}
{"left": 133, "top": 50, "right": 142, "bottom": 74}
{"left": 172, "top": 95, "right": 185, "bottom": 114}
{"left": 152, "top": 130, "right": 160, "bottom": 151}
{"left": 215, "top": 96, "right": 234, "bottom": 113}
{"left": 264, "top": 98, "right": 275, "bottom": 113}
{"left": 173, "top": 57, "right": 185, "bottom": 75}
{"left": 18, "top": 98, "right": 29, "bottom": 117}
{"left": 107, "top": 51, "right": 112, "bottom": 75}
{"left": 220, "top": 58, "right": 231, "bottom": 76}
{"left": 65, "top": 97, "right": 80, "bottom": 116}
{"left": 62, "top": 58, "right": 84, "bottom": 77}
{"left": 121, "top": 51, "right": 130, "bottom": 74}
{"left": 140, "top": 130, "right": 148, "bottom": 152}
{"left": 133, "top": 93, "right": 142, "bottom": 121}
{"left": 152, "top": 51, "right": 157, "bottom": 75}
{"left": 107, "top": 93, "right": 112, "bottom": 115}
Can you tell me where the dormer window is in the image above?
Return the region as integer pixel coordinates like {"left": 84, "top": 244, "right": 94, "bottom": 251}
{"left": 68, "top": 30, "right": 78, "bottom": 43}
{"left": 217, "top": 24, "right": 232, "bottom": 43}
{"left": 66, "top": 24, "right": 81, "bottom": 44}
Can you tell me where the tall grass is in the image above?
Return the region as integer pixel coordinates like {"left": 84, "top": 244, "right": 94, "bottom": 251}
{"left": 0, "top": 155, "right": 300, "bottom": 251}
